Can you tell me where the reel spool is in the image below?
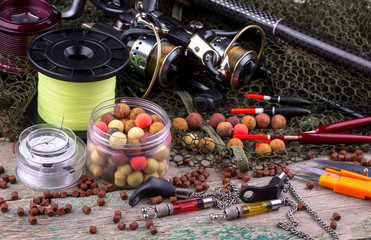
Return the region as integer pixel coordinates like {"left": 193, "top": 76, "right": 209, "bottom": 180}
{"left": 15, "top": 123, "right": 86, "bottom": 190}
{"left": 126, "top": 36, "right": 184, "bottom": 93}
{"left": 0, "top": 0, "right": 61, "bottom": 73}
{"left": 27, "top": 28, "right": 129, "bottom": 134}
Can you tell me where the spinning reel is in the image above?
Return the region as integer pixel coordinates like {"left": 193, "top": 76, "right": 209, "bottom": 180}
{"left": 63, "top": 0, "right": 265, "bottom": 100}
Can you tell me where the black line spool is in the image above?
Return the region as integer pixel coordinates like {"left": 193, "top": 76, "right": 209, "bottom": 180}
{"left": 0, "top": 0, "right": 61, "bottom": 73}
{"left": 27, "top": 28, "right": 129, "bottom": 138}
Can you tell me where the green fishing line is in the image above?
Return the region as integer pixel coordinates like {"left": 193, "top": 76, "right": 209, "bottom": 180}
{"left": 37, "top": 73, "right": 116, "bottom": 131}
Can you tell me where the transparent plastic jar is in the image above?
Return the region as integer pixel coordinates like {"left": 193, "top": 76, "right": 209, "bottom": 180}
{"left": 86, "top": 97, "right": 171, "bottom": 188}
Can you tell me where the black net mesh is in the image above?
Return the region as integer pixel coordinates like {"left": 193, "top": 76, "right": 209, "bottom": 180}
{"left": 0, "top": 0, "right": 370, "bottom": 171}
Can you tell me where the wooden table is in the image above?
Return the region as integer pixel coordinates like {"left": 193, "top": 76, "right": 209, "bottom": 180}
{"left": 1, "top": 140, "right": 370, "bottom": 240}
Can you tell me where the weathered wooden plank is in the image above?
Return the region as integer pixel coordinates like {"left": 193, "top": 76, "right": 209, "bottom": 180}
{"left": 1, "top": 141, "right": 370, "bottom": 240}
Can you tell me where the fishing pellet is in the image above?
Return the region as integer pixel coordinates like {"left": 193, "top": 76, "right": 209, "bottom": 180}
{"left": 114, "top": 210, "right": 122, "bottom": 217}
{"left": 120, "top": 191, "right": 128, "bottom": 200}
{"left": 263, "top": 169, "right": 270, "bottom": 177}
{"left": 330, "top": 221, "right": 337, "bottom": 230}
{"left": 97, "top": 198, "right": 105, "bottom": 206}
{"left": 237, "top": 172, "right": 244, "bottom": 179}
{"left": 82, "top": 206, "right": 91, "bottom": 215}
{"left": 2, "top": 174, "right": 9, "bottom": 182}
{"left": 338, "top": 154, "right": 345, "bottom": 162}
{"left": 30, "top": 203, "right": 38, "bottom": 209}
{"left": 113, "top": 214, "right": 121, "bottom": 223}
{"left": 87, "top": 176, "right": 94, "bottom": 182}
{"left": 269, "top": 169, "right": 275, "bottom": 176}
{"left": 29, "top": 208, "right": 38, "bottom": 216}
{"left": 80, "top": 183, "right": 88, "bottom": 191}
{"left": 242, "top": 175, "right": 251, "bottom": 182}
{"left": 71, "top": 190, "right": 80, "bottom": 197}
{"left": 17, "top": 208, "right": 25, "bottom": 216}
{"left": 46, "top": 208, "right": 54, "bottom": 217}
{"left": 40, "top": 200, "right": 49, "bottom": 206}
{"left": 182, "top": 181, "right": 191, "bottom": 188}
{"left": 52, "top": 191, "right": 60, "bottom": 198}
{"left": 86, "top": 189, "right": 93, "bottom": 196}
{"left": 8, "top": 175, "right": 16, "bottom": 184}
{"left": 80, "top": 191, "right": 86, "bottom": 197}
{"left": 64, "top": 204, "right": 72, "bottom": 214}
{"left": 195, "top": 185, "right": 203, "bottom": 192}
{"left": 145, "top": 220, "right": 154, "bottom": 229}
{"left": 0, "top": 166, "right": 4, "bottom": 173}
{"left": 117, "top": 222, "right": 126, "bottom": 230}
{"left": 188, "top": 176, "right": 196, "bottom": 183}
{"left": 92, "top": 188, "right": 99, "bottom": 195}
{"left": 38, "top": 207, "right": 45, "bottom": 215}
{"left": 11, "top": 191, "right": 18, "bottom": 200}
{"left": 306, "top": 181, "right": 315, "bottom": 190}
{"left": 180, "top": 176, "right": 187, "bottom": 182}
{"left": 193, "top": 180, "right": 202, "bottom": 186}
{"left": 297, "top": 202, "right": 306, "bottom": 211}
{"left": 150, "top": 195, "right": 163, "bottom": 205}
{"left": 169, "top": 196, "right": 177, "bottom": 203}
{"left": 50, "top": 203, "right": 58, "bottom": 211}
{"left": 202, "top": 183, "right": 210, "bottom": 191}
{"left": 90, "top": 182, "right": 98, "bottom": 189}
{"left": 355, "top": 149, "right": 363, "bottom": 155}
{"left": 106, "top": 184, "right": 114, "bottom": 192}
{"left": 0, "top": 197, "right": 4, "bottom": 205}
{"left": 149, "top": 225, "right": 158, "bottom": 235}
{"left": 33, "top": 197, "right": 41, "bottom": 204}
{"left": 241, "top": 182, "right": 248, "bottom": 188}
{"left": 28, "top": 216, "right": 37, "bottom": 225}
{"left": 255, "top": 170, "right": 263, "bottom": 178}
{"left": 183, "top": 158, "right": 190, "bottom": 165}
{"left": 332, "top": 212, "right": 341, "bottom": 221}
{"left": 202, "top": 171, "right": 210, "bottom": 179}
{"left": 89, "top": 226, "right": 97, "bottom": 234}
{"left": 85, "top": 180, "right": 92, "bottom": 187}
{"left": 223, "top": 172, "right": 232, "bottom": 178}
{"left": 129, "top": 221, "right": 138, "bottom": 230}
{"left": 1, "top": 203, "right": 8, "bottom": 212}
{"left": 43, "top": 190, "right": 52, "bottom": 199}
{"left": 98, "top": 191, "right": 106, "bottom": 198}
{"left": 57, "top": 207, "right": 65, "bottom": 216}
{"left": 286, "top": 171, "right": 295, "bottom": 179}
{"left": 222, "top": 178, "right": 230, "bottom": 185}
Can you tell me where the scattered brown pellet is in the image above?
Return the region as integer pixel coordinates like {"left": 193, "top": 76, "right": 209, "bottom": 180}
{"left": 43, "top": 190, "right": 52, "bottom": 199}
{"left": 330, "top": 221, "right": 337, "bottom": 230}
{"left": 29, "top": 208, "right": 38, "bottom": 216}
{"left": 305, "top": 152, "right": 313, "bottom": 160}
{"left": 286, "top": 171, "right": 295, "bottom": 179}
{"left": 202, "top": 183, "right": 210, "bottom": 191}
{"left": 169, "top": 196, "right": 177, "bottom": 203}
{"left": 175, "top": 180, "right": 182, "bottom": 187}
{"left": 149, "top": 224, "right": 158, "bottom": 235}
{"left": 50, "top": 203, "right": 58, "bottom": 211}
{"left": 338, "top": 154, "right": 345, "bottom": 162}
{"left": 106, "top": 184, "right": 114, "bottom": 192}
{"left": 80, "top": 183, "right": 88, "bottom": 191}
{"left": 92, "top": 188, "right": 99, "bottom": 195}
{"left": 52, "top": 191, "right": 60, "bottom": 198}
{"left": 46, "top": 208, "right": 54, "bottom": 217}
{"left": 80, "top": 175, "right": 88, "bottom": 182}
{"left": 198, "top": 164, "right": 205, "bottom": 172}
{"left": 11, "top": 191, "right": 18, "bottom": 200}
{"left": 89, "top": 226, "right": 97, "bottom": 234}
{"left": 214, "top": 156, "right": 222, "bottom": 162}
{"left": 113, "top": 214, "right": 121, "bottom": 223}
{"left": 150, "top": 195, "right": 163, "bottom": 205}
{"left": 86, "top": 189, "right": 93, "bottom": 196}
{"left": 241, "top": 182, "right": 248, "bottom": 188}
{"left": 2, "top": 174, "right": 9, "bottom": 182}
{"left": 30, "top": 203, "right": 38, "bottom": 209}
{"left": 183, "top": 158, "right": 190, "bottom": 165}
{"left": 220, "top": 188, "right": 229, "bottom": 194}
{"left": 17, "top": 208, "right": 25, "bottom": 216}
{"left": 255, "top": 170, "right": 263, "bottom": 178}
{"left": 80, "top": 191, "right": 86, "bottom": 198}
{"left": 222, "top": 178, "right": 230, "bottom": 185}
{"left": 360, "top": 158, "right": 368, "bottom": 166}
{"left": 306, "top": 181, "right": 314, "bottom": 190}
{"left": 188, "top": 176, "right": 196, "bottom": 183}
{"left": 8, "top": 175, "right": 16, "bottom": 184}
{"left": 269, "top": 169, "right": 275, "bottom": 176}
{"left": 40, "top": 200, "right": 49, "bottom": 206}
{"left": 76, "top": 179, "right": 84, "bottom": 188}
{"left": 0, "top": 197, "right": 4, "bottom": 205}
{"left": 114, "top": 210, "right": 122, "bottom": 217}
{"left": 223, "top": 172, "right": 231, "bottom": 178}
{"left": 225, "top": 185, "right": 233, "bottom": 192}
{"left": 191, "top": 171, "right": 199, "bottom": 177}
{"left": 99, "top": 187, "right": 106, "bottom": 192}
{"left": 182, "top": 181, "right": 190, "bottom": 188}
{"left": 362, "top": 145, "right": 370, "bottom": 152}
{"left": 237, "top": 172, "right": 244, "bottom": 179}
{"left": 64, "top": 204, "right": 72, "bottom": 214}
{"left": 129, "top": 221, "right": 138, "bottom": 230}
{"left": 87, "top": 176, "right": 94, "bottom": 182}
{"left": 180, "top": 176, "right": 187, "bottom": 182}
{"left": 329, "top": 149, "right": 336, "bottom": 155}
{"left": 345, "top": 153, "right": 352, "bottom": 161}
{"left": 195, "top": 185, "right": 203, "bottom": 192}
{"left": 57, "top": 207, "right": 65, "bottom": 216}
{"left": 38, "top": 207, "right": 45, "bottom": 215}
{"left": 193, "top": 180, "right": 202, "bottom": 186}
{"left": 97, "top": 198, "right": 105, "bottom": 206}
{"left": 242, "top": 175, "right": 251, "bottom": 182}
{"left": 84, "top": 180, "right": 92, "bottom": 187}
{"left": 0, "top": 166, "right": 4, "bottom": 174}
{"left": 355, "top": 149, "right": 363, "bottom": 155}
{"left": 90, "top": 182, "right": 98, "bottom": 189}
{"left": 275, "top": 166, "right": 283, "bottom": 173}
{"left": 71, "top": 190, "right": 79, "bottom": 198}
{"left": 339, "top": 150, "right": 347, "bottom": 156}
{"left": 353, "top": 161, "right": 361, "bottom": 166}
{"left": 267, "top": 163, "right": 275, "bottom": 169}
{"left": 82, "top": 205, "right": 91, "bottom": 215}
{"left": 332, "top": 212, "right": 341, "bottom": 221}
{"left": 28, "top": 216, "right": 37, "bottom": 225}
{"left": 263, "top": 169, "right": 270, "bottom": 177}
{"left": 117, "top": 222, "right": 126, "bottom": 230}
{"left": 197, "top": 175, "right": 206, "bottom": 182}
{"left": 351, "top": 153, "right": 358, "bottom": 161}
{"left": 184, "top": 172, "right": 192, "bottom": 178}
{"left": 98, "top": 191, "right": 106, "bottom": 198}
{"left": 282, "top": 168, "right": 290, "bottom": 174}
{"left": 297, "top": 202, "right": 306, "bottom": 211}
{"left": 145, "top": 220, "right": 154, "bottom": 229}
{"left": 330, "top": 153, "right": 338, "bottom": 161}
{"left": 120, "top": 191, "right": 128, "bottom": 200}
{"left": 224, "top": 167, "right": 232, "bottom": 172}
{"left": 173, "top": 176, "right": 180, "bottom": 182}
{"left": 33, "top": 197, "right": 41, "bottom": 204}
{"left": 1, "top": 203, "right": 8, "bottom": 212}
{"left": 279, "top": 163, "right": 287, "bottom": 168}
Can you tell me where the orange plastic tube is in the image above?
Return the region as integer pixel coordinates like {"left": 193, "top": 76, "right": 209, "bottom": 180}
{"left": 319, "top": 175, "right": 371, "bottom": 199}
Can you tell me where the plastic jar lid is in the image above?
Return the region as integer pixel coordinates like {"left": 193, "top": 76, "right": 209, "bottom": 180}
{"left": 15, "top": 123, "right": 86, "bottom": 190}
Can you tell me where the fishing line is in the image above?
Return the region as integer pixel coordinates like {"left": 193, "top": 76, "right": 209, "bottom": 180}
{"left": 27, "top": 28, "right": 129, "bottom": 132}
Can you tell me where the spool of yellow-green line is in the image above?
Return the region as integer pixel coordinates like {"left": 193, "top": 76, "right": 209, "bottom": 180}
{"left": 27, "top": 28, "right": 129, "bottom": 132}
